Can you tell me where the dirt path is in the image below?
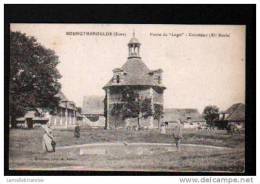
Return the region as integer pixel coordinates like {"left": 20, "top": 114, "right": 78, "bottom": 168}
{"left": 56, "top": 142, "right": 233, "bottom": 150}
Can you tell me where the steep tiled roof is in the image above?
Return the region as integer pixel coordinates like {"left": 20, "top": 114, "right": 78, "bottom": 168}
{"left": 82, "top": 96, "right": 104, "bottom": 115}
{"left": 55, "top": 91, "right": 77, "bottom": 110}
{"left": 103, "top": 58, "right": 165, "bottom": 89}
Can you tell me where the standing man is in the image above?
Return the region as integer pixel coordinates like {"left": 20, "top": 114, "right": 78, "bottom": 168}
{"left": 173, "top": 119, "right": 183, "bottom": 150}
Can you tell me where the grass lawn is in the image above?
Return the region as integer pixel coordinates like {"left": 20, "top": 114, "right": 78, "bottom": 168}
{"left": 8, "top": 128, "right": 244, "bottom": 172}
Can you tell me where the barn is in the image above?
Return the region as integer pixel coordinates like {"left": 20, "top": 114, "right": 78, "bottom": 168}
{"left": 216, "top": 103, "right": 245, "bottom": 129}
{"left": 82, "top": 96, "right": 105, "bottom": 128}
{"left": 15, "top": 91, "right": 79, "bottom": 129}
{"left": 163, "top": 108, "right": 206, "bottom": 129}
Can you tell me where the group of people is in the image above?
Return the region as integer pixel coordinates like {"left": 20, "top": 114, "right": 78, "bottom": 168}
{"left": 42, "top": 123, "right": 81, "bottom": 153}
{"left": 161, "top": 119, "right": 183, "bottom": 150}
{"left": 42, "top": 120, "right": 183, "bottom": 153}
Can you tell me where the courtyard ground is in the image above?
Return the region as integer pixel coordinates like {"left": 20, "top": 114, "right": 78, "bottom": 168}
{"left": 9, "top": 127, "right": 244, "bottom": 172}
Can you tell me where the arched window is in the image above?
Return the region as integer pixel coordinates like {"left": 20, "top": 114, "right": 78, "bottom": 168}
{"left": 116, "top": 75, "right": 120, "bottom": 83}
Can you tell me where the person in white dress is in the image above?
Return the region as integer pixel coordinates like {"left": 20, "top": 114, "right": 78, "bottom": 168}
{"left": 160, "top": 123, "right": 166, "bottom": 134}
{"left": 42, "top": 124, "right": 56, "bottom": 152}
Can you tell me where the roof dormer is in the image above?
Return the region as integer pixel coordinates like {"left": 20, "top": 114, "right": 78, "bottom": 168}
{"left": 149, "top": 69, "right": 163, "bottom": 84}
{"left": 112, "top": 68, "right": 126, "bottom": 84}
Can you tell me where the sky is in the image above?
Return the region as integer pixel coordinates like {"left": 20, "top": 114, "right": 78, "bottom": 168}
{"left": 10, "top": 24, "right": 245, "bottom": 112}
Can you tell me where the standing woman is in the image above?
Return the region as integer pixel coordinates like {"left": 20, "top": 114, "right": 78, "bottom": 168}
{"left": 173, "top": 119, "right": 183, "bottom": 150}
{"left": 160, "top": 123, "right": 166, "bottom": 134}
{"left": 42, "top": 124, "right": 56, "bottom": 152}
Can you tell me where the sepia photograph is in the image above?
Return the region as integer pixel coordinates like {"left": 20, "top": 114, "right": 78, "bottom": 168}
{"left": 8, "top": 23, "right": 246, "bottom": 173}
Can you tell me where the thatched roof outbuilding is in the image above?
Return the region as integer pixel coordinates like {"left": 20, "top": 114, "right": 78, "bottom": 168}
{"left": 224, "top": 103, "right": 245, "bottom": 121}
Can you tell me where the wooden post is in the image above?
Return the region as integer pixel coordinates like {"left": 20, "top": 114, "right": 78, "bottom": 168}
{"left": 65, "top": 102, "right": 68, "bottom": 129}
{"left": 74, "top": 110, "right": 76, "bottom": 124}
{"left": 150, "top": 87, "right": 154, "bottom": 129}
{"left": 59, "top": 109, "right": 62, "bottom": 126}
{"left": 106, "top": 89, "right": 110, "bottom": 129}
{"left": 69, "top": 110, "right": 72, "bottom": 125}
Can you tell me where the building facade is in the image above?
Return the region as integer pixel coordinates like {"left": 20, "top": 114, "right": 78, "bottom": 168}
{"left": 163, "top": 108, "right": 206, "bottom": 129}
{"left": 82, "top": 96, "right": 105, "bottom": 127}
{"left": 48, "top": 91, "right": 78, "bottom": 128}
{"left": 103, "top": 33, "right": 166, "bottom": 129}
{"left": 15, "top": 91, "right": 78, "bottom": 129}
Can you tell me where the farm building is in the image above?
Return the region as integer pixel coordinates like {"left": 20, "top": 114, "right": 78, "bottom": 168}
{"left": 216, "top": 103, "right": 245, "bottom": 129}
{"left": 82, "top": 96, "right": 105, "bottom": 127}
{"left": 223, "top": 103, "right": 245, "bottom": 123}
{"left": 48, "top": 91, "right": 79, "bottom": 128}
{"left": 103, "top": 33, "right": 166, "bottom": 129}
{"left": 16, "top": 110, "right": 49, "bottom": 128}
{"left": 163, "top": 108, "right": 206, "bottom": 129}
{"left": 16, "top": 91, "right": 80, "bottom": 129}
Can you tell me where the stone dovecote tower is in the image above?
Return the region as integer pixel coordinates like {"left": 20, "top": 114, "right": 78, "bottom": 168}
{"left": 103, "top": 33, "right": 166, "bottom": 129}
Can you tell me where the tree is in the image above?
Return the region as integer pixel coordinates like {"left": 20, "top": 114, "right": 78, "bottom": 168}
{"left": 154, "top": 104, "right": 163, "bottom": 128}
{"left": 77, "top": 107, "right": 82, "bottom": 114}
{"left": 121, "top": 87, "right": 152, "bottom": 130}
{"left": 203, "top": 105, "right": 219, "bottom": 127}
{"left": 9, "top": 31, "right": 61, "bottom": 128}
{"left": 140, "top": 98, "right": 153, "bottom": 119}
{"left": 110, "top": 103, "right": 124, "bottom": 128}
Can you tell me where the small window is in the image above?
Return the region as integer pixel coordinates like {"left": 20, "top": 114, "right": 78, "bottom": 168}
{"left": 116, "top": 75, "right": 120, "bottom": 83}
{"left": 158, "top": 76, "right": 161, "bottom": 84}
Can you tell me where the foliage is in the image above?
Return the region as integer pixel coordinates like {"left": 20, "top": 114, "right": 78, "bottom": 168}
{"left": 153, "top": 104, "right": 163, "bottom": 128}
{"left": 154, "top": 104, "right": 163, "bottom": 120}
{"left": 110, "top": 103, "right": 124, "bottom": 117}
{"left": 203, "top": 105, "right": 220, "bottom": 125}
{"left": 141, "top": 98, "right": 153, "bottom": 118}
{"left": 109, "top": 87, "right": 153, "bottom": 129}
{"left": 9, "top": 31, "right": 61, "bottom": 127}
{"left": 120, "top": 87, "right": 139, "bottom": 119}
{"left": 226, "top": 123, "right": 240, "bottom": 135}
{"left": 110, "top": 103, "right": 124, "bottom": 128}
{"left": 121, "top": 87, "right": 152, "bottom": 119}
{"left": 76, "top": 107, "right": 82, "bottom": 114}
